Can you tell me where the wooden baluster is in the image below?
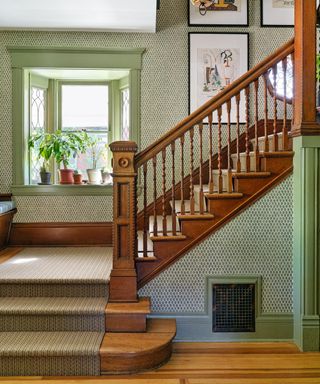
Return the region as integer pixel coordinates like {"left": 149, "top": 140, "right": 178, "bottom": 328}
{"left": 161, "top": 149, "right": 167, "bottom": 236}
{"left": 171, "top": 142, "right": 177, "bottom": 236}
{"left": 217, "top": 107, "right": 223, "bottom": 193}
{"left": 263, "top": 74, "right": 269, "bottom": 152}
{"left": 143, "top": 162, "right": 148, "bottom": 257}
{"left": 226, "top": 100, "right": 233, "bottom": 192}
{"left": 236, "top": 93, "right": 241, "bottom": 173}
{"left": 254, "top": 79, "right": 260, "bottom": 171}
{"left": 272, "top": 64, "right": 279, "bottom": 151}
{"left": 291, "top": 53, "right": 295, "bottom": 129}
{"left": 245, "top": 86, "right": 250, "bottom": 172}
{"left": 189, "top": 127, "right": 195, "bottom": 214}
{"left": 152, "top": 156, "right": 158, "bottom": 237}
{"left": 208, "top": 112, "right": 214, "bottom": 193}
{"left": 198, "top": 122, "right": 204, "bottom": 214}
{"left": 180, "top": 135, "right": 185, "bottom": 215}
{"left": 282, "top": 57, "right": 289, "bottom": 150}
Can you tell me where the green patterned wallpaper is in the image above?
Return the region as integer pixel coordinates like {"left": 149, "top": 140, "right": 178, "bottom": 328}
{"left": 0, "top": 0, "right": 293, "bottom": 222}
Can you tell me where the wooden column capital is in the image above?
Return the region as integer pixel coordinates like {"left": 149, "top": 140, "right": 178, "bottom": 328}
{"left": 292, "top": 0, "right": 320, "bottom": 136}
{"left": 109, "top": 141, "right": 139, "bottom": 302}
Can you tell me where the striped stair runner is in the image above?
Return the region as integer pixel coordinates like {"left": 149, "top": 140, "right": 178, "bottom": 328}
{"left": 0, "top": 247, "right": 113, "bottom": 376}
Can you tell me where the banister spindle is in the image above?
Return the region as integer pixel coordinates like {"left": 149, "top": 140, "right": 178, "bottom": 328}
{"left": 217, "top": 107, "right": 223, "bottom": 193}
{"left": 198, "top": 122, "right": 204, "bottom": 214}
{"left": 282, "top": 57, "right": 289, "bottom": 150}
{"left": 254, "top": 79, "right": 260, "bottom": 171}
{"left": 143, "top": 162, "right": 148, "bottom": 257}
{"left": 263, "top": 74, "right": 269, "bottom": 152}
{"left": 245, "top": 86, "right": 250, "bottom": 172}
{"left": 235, "top": 93, "right": 241, "bottom": 173}
{"left": 180, "top": 135, "right": 185, "bottom": 215}
{"left": 189, "top": 127, "right": 195, "bottom": 214}
{"left": 152, "top": 156, "right": 158, "bottom": 237}
{"left": 161, "top": 149, "right": 167, "bottom": 236}
{"left": 272, "top": 64, "right": 279, "bottom": 151}
{"left": 226, "top": 100, "right": 233, "bottom": 192}
{"left": 208, "top": 112, "right": 214, "bottom": 194}
{"left": 171, "top": 142, "right": 177, "bottom": 235}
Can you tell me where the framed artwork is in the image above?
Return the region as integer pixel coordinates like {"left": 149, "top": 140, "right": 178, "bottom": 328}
{"left": 189, "top": 32, "right": 249, "bottom": 123}
{"left": 188, "top": 0, "right": 249, "bottom": 27}
{"left": 260, "top": 0, "right": 294, "bottom": 27}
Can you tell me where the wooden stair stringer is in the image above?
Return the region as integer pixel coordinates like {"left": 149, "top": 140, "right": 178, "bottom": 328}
{"left": 136, "top": 164, "right": 293, "bottom": 288}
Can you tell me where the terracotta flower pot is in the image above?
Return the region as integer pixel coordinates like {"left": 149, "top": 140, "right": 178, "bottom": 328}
{"left": 59, "top": 169, "right": 74, "bottom": 184}
{"left": 73, "top": 174, "right": 83, "bottom": 185}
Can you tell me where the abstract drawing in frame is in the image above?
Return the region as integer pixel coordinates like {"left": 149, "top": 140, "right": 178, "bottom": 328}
{"left": 189, "top": 0, "right": 248, "bottom": 26}
{"left": 189, "top": 32, "right": 249, "bottom": 123}
{"left": 261, "top": 0, "right": 294, "bottom": 27}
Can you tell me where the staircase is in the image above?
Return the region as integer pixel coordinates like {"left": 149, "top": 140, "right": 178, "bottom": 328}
{"left": 0, "top": 39, "right": 295, "bottom": 376}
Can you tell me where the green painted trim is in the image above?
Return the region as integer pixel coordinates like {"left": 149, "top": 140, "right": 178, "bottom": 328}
{"left": 148, "top": 313, "right": 293, "bottom": 342}
{"left": 11, "top": 184, "right": 113, "bottom": 196}
{"left": 30, "top": 73, "right": 49, "bottom": 89}
{"left": 119, "top": 75, "right": 129, "bottom": 89}
{"left": 8, "top": 47, "right": 145, "bottom": 70}
{"left": 293, "top": 137, "right": 320, "bottom": 351}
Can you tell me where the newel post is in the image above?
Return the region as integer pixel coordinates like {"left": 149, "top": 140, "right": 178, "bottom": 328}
{"left": 109, "top": 141, "right": 138, "bottom": 303}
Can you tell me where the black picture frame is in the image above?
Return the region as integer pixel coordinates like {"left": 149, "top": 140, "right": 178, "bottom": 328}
{"left": 260, "top": 0, "right": 294, "bottom": 27}
{"left": 188, "top": 32, "right": 250, "bottom": 123}
{"left": 188, "top": 0, "right": 249, "bottom": 27}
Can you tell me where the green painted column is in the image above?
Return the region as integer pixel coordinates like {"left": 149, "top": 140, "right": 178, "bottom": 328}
{"left": 293, "top": 136, "right": 320, "bottom": 351}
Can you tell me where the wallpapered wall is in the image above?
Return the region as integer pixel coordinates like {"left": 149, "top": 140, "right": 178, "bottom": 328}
{"left": 0, "top": 0, "right": 293, "bottom": 222}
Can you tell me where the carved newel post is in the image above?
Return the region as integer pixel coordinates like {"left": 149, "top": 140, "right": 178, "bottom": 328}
{"left": 109, "top": 141, "right": 138, "bottom": 302}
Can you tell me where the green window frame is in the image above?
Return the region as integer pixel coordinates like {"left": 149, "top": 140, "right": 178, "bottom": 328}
{"left": 9, "top": 46, "right": 144, "bottom": 196}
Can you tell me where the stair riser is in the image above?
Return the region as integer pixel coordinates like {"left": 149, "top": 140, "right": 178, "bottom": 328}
{"left": 0, "top": 314, "right": 105, "bottom": 332}
{"left": 212, "top": 173, "right": 232, "bottom": 193}
{"left": 251, "top": 135, "right": 285, "bottom": 152}
{"left": 260, "top": 156, "right": 294, "bottom": 173}
{"left": 106, "top": 314, "right": 147, "bottom": 332}
{"left": 208, "top": 198, "right": 244, "bottom": 217}
{"left": 231, "top": 154, "right": 260, "bottom": 173}
{"left": 0, "top": 284, "right": 108, "bottom": 297}
{"left": 233, "top": 177, "right": 270, "bottom": 194}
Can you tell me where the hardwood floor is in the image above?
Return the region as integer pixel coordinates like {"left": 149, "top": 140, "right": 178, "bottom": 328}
{"left": 0, "top": 342, "right": 319, "bottom": 383}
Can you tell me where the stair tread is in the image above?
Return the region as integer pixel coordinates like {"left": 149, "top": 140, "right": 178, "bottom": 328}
{"left": 205, "top": 192, "right": 244, "bottom": 199}
{"left": 0, "top": 331, "right": 104, "bottom": 356}
{"left": 0, "top": 297, "right": 107, "bottom": 315}
{"left": 106, "top": 297, "right": 150, "bottom": 315}
{"left": 150, "top": 234, "right": 186, "bottom": 241}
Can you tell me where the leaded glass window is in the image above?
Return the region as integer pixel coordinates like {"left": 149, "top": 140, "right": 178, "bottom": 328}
{"left": 30, "top": 87, "right": 46, "bottom": 184}
{"left": 121, "top": 88, "right": 130, "bottom": 141}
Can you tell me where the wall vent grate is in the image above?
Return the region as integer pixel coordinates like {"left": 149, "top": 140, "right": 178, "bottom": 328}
{"left": 212, "top": 283, "right": 255, "bottom": 332}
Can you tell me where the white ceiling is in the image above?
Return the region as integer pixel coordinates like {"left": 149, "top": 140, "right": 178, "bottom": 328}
{"left": 0, "top": 0, "right": 157, "bottom": 32}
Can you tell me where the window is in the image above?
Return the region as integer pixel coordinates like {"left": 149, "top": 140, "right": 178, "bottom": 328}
{"left": 60, "top": 83, "right": 109, "bottom": 174}
{"left": 10, "top": 46, "right": 143, "bottom": 195}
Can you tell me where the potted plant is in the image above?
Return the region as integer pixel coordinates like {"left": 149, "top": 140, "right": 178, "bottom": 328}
{"left": 85, "top": 136, "right": 105, "bottom": 185}
{"left": 50, "top": 130, "right": 87, "bottom": 184}
{"left": 317, "top": 54, "right": 320, "bottom": 121}
{"left": 28, "top": 133, "right": 53, "bottom": 185}
{"left": 73, "top": 169, "right": 83, "bottom": 185}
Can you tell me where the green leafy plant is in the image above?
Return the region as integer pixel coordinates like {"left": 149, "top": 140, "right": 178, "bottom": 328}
{"left": 28, "top": 130, "right": 88, "bottom": 170}
{"left": 84, "top": 134, "right": 108, "bottom": 170}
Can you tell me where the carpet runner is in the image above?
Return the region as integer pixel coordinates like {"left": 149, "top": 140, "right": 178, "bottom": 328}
{"left": 0, "top": 247, "right": 113, "bottom": 376}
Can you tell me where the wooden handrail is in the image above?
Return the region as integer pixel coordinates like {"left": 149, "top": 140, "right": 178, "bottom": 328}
{"left": 135, "top": 38, "right": 294, "bottom": 168}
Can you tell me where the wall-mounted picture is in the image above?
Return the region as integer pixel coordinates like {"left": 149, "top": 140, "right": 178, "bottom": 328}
{"left": 189, "top": 32, "right": 249, "bottom": 123}
{"left": 261, "top": 0, "right": 294, "bottom": 27}
{"left": 189, "top": 0, "right": 248, "bottom": 27}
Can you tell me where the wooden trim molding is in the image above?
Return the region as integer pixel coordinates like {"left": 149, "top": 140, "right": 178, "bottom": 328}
{"left": 9, "top": 222, "right": 112, "bottom": 247}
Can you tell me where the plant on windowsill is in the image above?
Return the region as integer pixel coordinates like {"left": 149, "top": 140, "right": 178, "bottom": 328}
{"left": 316, "top": 54, "right": 320, "bottom": 121}
{"left": 73, "top": 170, "right": 83, "bottom": 185}
{"left": 28, "top": 133, "right": 53, "bottom": 185}
{"left": 85, "top": 137, "right": 108, "bottom": 185}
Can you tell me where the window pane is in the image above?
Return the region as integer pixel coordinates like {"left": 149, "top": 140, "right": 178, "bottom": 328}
{"left": 61, "top": 85, "right": 109, "bottom": 129}
{"left": 121, "top": 88, "right": 130, "bottom": 140}
{"left": 30, "top": 87, "right": 46, "bottom": 185}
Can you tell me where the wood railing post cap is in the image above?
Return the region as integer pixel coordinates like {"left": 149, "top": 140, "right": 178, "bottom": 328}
{"left": 110, "top": 141, "right": 138, "bottom": 153}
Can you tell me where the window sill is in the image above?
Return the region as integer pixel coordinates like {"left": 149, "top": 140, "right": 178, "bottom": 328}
{"left": 11, "top": 184, "right": 113, "bottom": 196}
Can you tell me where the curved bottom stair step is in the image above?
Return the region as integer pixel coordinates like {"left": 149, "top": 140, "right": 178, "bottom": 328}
{"left": 100, "top": 318, "right": 176, "bottom": 374}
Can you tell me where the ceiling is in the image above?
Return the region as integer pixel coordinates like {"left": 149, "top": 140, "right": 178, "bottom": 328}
{"left": 0, "top": 0, "right": 157, "bottom": 32}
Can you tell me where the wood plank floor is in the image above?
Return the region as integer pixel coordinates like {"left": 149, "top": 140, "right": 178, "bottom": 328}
{"left": 0, "top": 342, "right": 319, "bottom": 383}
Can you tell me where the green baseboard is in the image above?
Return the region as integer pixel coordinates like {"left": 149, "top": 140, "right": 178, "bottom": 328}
{"left": 150, "top": 313, "right": 293, "bottom": 342}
